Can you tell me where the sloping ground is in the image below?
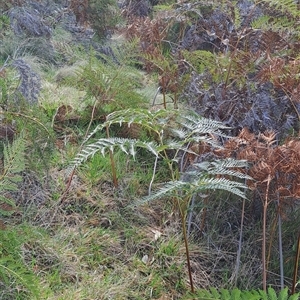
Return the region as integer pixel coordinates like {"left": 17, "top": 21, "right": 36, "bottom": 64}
{"left": 0, "top": 0, "right": 300, "bottom": 299}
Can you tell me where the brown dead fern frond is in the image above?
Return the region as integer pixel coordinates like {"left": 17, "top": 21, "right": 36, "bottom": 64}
{"left": 258, "top": 56, "right": 300, "bottom": 94}
{"left": 218, "top": 130, "right": 300, "bottom": 209}
{"left": 126, "top": 16, "right": 167, "bottom": 51}
{"left": 69, "top": 0, "right": 88, "bottom": 26}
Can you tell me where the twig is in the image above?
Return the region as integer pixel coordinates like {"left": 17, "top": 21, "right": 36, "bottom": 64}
{"left": 231, "top": 198, "right": 246, "bottom": 286}
{"left": 262, "top": 175, "right": 271, "bottom": 292}
{"left": 291, "top": 230, "right": 300, "bottom": 294}
{"left": 148, "top": 155, "right": 158, "bottom": 196}
{"left": 187, "top": 194, "right": 196, "bottom": 236}
{"left": 152, "top": 86, "right": 161, "bottom": 107}
{"left": 276, "top": 184, "right": 284, "bottom": 289}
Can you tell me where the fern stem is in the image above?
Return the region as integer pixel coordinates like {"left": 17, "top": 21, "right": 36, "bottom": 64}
{"left": 152, "top": 87, "right": 161, "bottom": 106}
{"left": 83, "top": 98, "right": 98, "bottom": 140}
{"left": 178, "top": 196, "right": 194, "bottom": 293}
{"left": 276, "top": 184, "right": 284, "bottom": 289}
{"left": 266, "top": 210, "right": 278, "bottom": 273}
{"left": 277, "top": 205, "right": 284, "bottom": 289}
{"left": 106, "top": 125, "right": 118, "bottom": 188}
{"left": 223, "top": 34, "right": 242, "bottom": 92}
{"left": 232, "top": 198, "right": 246, "bottom": 286}
{"left": 291, "top": 230, "right": 300, "bottom": 295}
{"left": 187, "top": 194, "right": 195, "bottom": 236}
{"left": 262, "top": 175, "right": 271, "bottom": 292}
{"left": 10, "top": 112, "right": 51, "bottom": 136}
{"left": 148, "top": 156, "right": 158, "bottom": 196}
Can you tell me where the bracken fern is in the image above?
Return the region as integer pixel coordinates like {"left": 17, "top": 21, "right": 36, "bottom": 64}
{"left": 70, "top": 108, "right": 250, "bottom": 292}
{"left": 0, "top": 133, "right": 26, "bottom": 215}
{"left": 191, "top": 286, "right": 300, "bottom": 300}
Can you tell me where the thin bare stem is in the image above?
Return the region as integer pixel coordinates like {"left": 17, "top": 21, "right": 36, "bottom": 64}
{"left": 148, "top": 156, "right": 158, "bottom": 196}
{"left": 277, "top": 195, "right": 284, "bottom": 289}
{"left": 291, "top": 231, "right": 300, "bottom": 294}
{"left": 262, "top": 175, "right": 271, "bottom": 292}
{"left": 231, "top": 198, "right": 246, "bottom": 286}
{"left": 152, "top": 87, "right": 161, "bottom": 107}
{"left": 178, "top": 197, "right": 194, "bottom": 294}
{"left": 106, "top": 125, "right": 118, "bottom": 188}
{"left": 187, "top": 194, "right": 196, "bottom": 236}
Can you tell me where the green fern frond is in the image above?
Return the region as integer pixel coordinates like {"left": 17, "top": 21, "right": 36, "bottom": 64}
{"left": 193, "top": 287, "right": 299, "bottom": 300}
{"left": 193, "top": 177, "right": 248, "bottom": 199}
{"left": 233, "top": 3, "right": 242, "bottom": 29}
{"left": 251, "top": 0, "right": 300, "bottom": 36}
{"left": 83, "top": 108, "right": 172, "bottom": 144}
{"left": 139, "top": 176, "right": 248, "bottom": 205}
{"left": 250, "top": 15, "right": 271, "bottom": 30}
{"left": 287, "top": 292, "right": 300, "bottom": 300}
{"left": 139, "top": 181, "right": 190, "bottom": 204}
{"left": 181, "top": 49, "right": 217, "bottom": 75}
{"left": 210, "top": 287, "right": 222, "bottom": 298}
{"left": 268, "top": 287, "right": 279, "bottom": 300}
{"left": 2, "top": 134, "right": 25, "bottom": 175}
{"left": 220, "top": 288, "right": 231, "bottom": 299}
{"left": 0, "top": 229, "right": 39, "bottom": 298}
{"left": 277, "top": 287, "right": 288, "bottom": 300}
{"left": 262, "top": 0, "right": 300, "bottom": 18}
{"left": 77, "top": 109, "right": 230, "bottom": 166}
{"left": 251, "top": 15, "right": 297, "bottom": 35}
{"left": 85, "top": 108, "right": 229, "bottom": 146}
{"left": 194, "top": 158, "right": 251, "bottom": 180}
{"left": 105, "top": 108, "right": 176, "bottom": 130}
{"left": 0, "top": 134, "right": 26, "bottom": 215}
{"left": 72, "top": 137, "right": 160, "bottom": 168}
{"left": 178, "top": 113, "right": 230, "bottom": 135}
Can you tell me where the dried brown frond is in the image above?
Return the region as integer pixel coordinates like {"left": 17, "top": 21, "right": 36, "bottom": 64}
{"left": 260, "top": 30, "right": 288, "bottom": 53}
{"left": 69, "top": 0, "right": 88, "bottom": 26}
{"left": 210, "top": 128, "right": 300, "bottom": 218}
{"left": 257, "top": 56, "right": 300, "bottom": 96}
{"left": 258, "top": 130, "right": 277, "bottom": 145}
{"left": 125, "top": 16, "right": 167, "bottom": 51}
{"left": 238, "top": 127, "right": 256, "bottom": 142}
{"left": 239, "top": 29, "right": 287, "bottom": 54}
{"left": 186, "top": 142, "right": 211, "bottom": 165}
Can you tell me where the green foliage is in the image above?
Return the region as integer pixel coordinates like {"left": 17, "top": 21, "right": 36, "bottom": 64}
{"left": 251, "top": 0, "right": 300, "bottom": 37}
{"left": 0, "top": 14, "right": 10, "bottom": 39}
{"left": 71, "top": 107, "right": 250, "bottom": 209}
{"left": 0, "top": 228, "right": 40, "bottom": 299}
{"left": 182, "top": 50, "right": 223, "bottom": 81}
{"left": 182, "top": 49, "right": 255, "bottom": 88}
{"left": 86, "top": 0, "right": 121, "bottom": 39}
{"left": 143, "top": 159, "right": 249, "bottom": 203}
{"left": 0, "top": 76, "right": 8, "bottom": 104}
{"left": 262, "top": 0, "right": 300, "bottom": 18}
{"left": 0, "top": 65, "right": 19, "bottom": 105}
{"left": 0, "top": 134, "right": 26, "bottom": 216}
{"left": 70, "top": 107, "right": 251, "bottom": 292}
{"left": 71, "top": 48, "right": 148, "bottom": 118}
{"left": 251, "top": 15, "right": 297, "bottom": 35}
{"left": 79, "top": 149, "right": 135, "bottom": 186}
{"left": 71, "top": 108, "right": 231, "bottom": 168}
{"left": 188, "top": 287, "right": 300, "bottom": 300}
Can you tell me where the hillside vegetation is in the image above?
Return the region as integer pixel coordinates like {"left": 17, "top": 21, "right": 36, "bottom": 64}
{"left": 0, "top": 0, "right": 300, "bottom": 299}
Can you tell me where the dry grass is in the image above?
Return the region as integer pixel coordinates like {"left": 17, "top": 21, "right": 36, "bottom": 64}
{"left": 2, "top": 146, "right": 299, "bottom": 299}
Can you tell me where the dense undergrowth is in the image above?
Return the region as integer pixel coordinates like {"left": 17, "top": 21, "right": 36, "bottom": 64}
{"left": 0, "top": 0, "right": 300, "bottom": 299}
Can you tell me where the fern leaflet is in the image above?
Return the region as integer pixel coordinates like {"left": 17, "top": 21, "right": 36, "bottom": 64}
{"left": 0, "top": 133, "right": 26, "bottom": 215}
